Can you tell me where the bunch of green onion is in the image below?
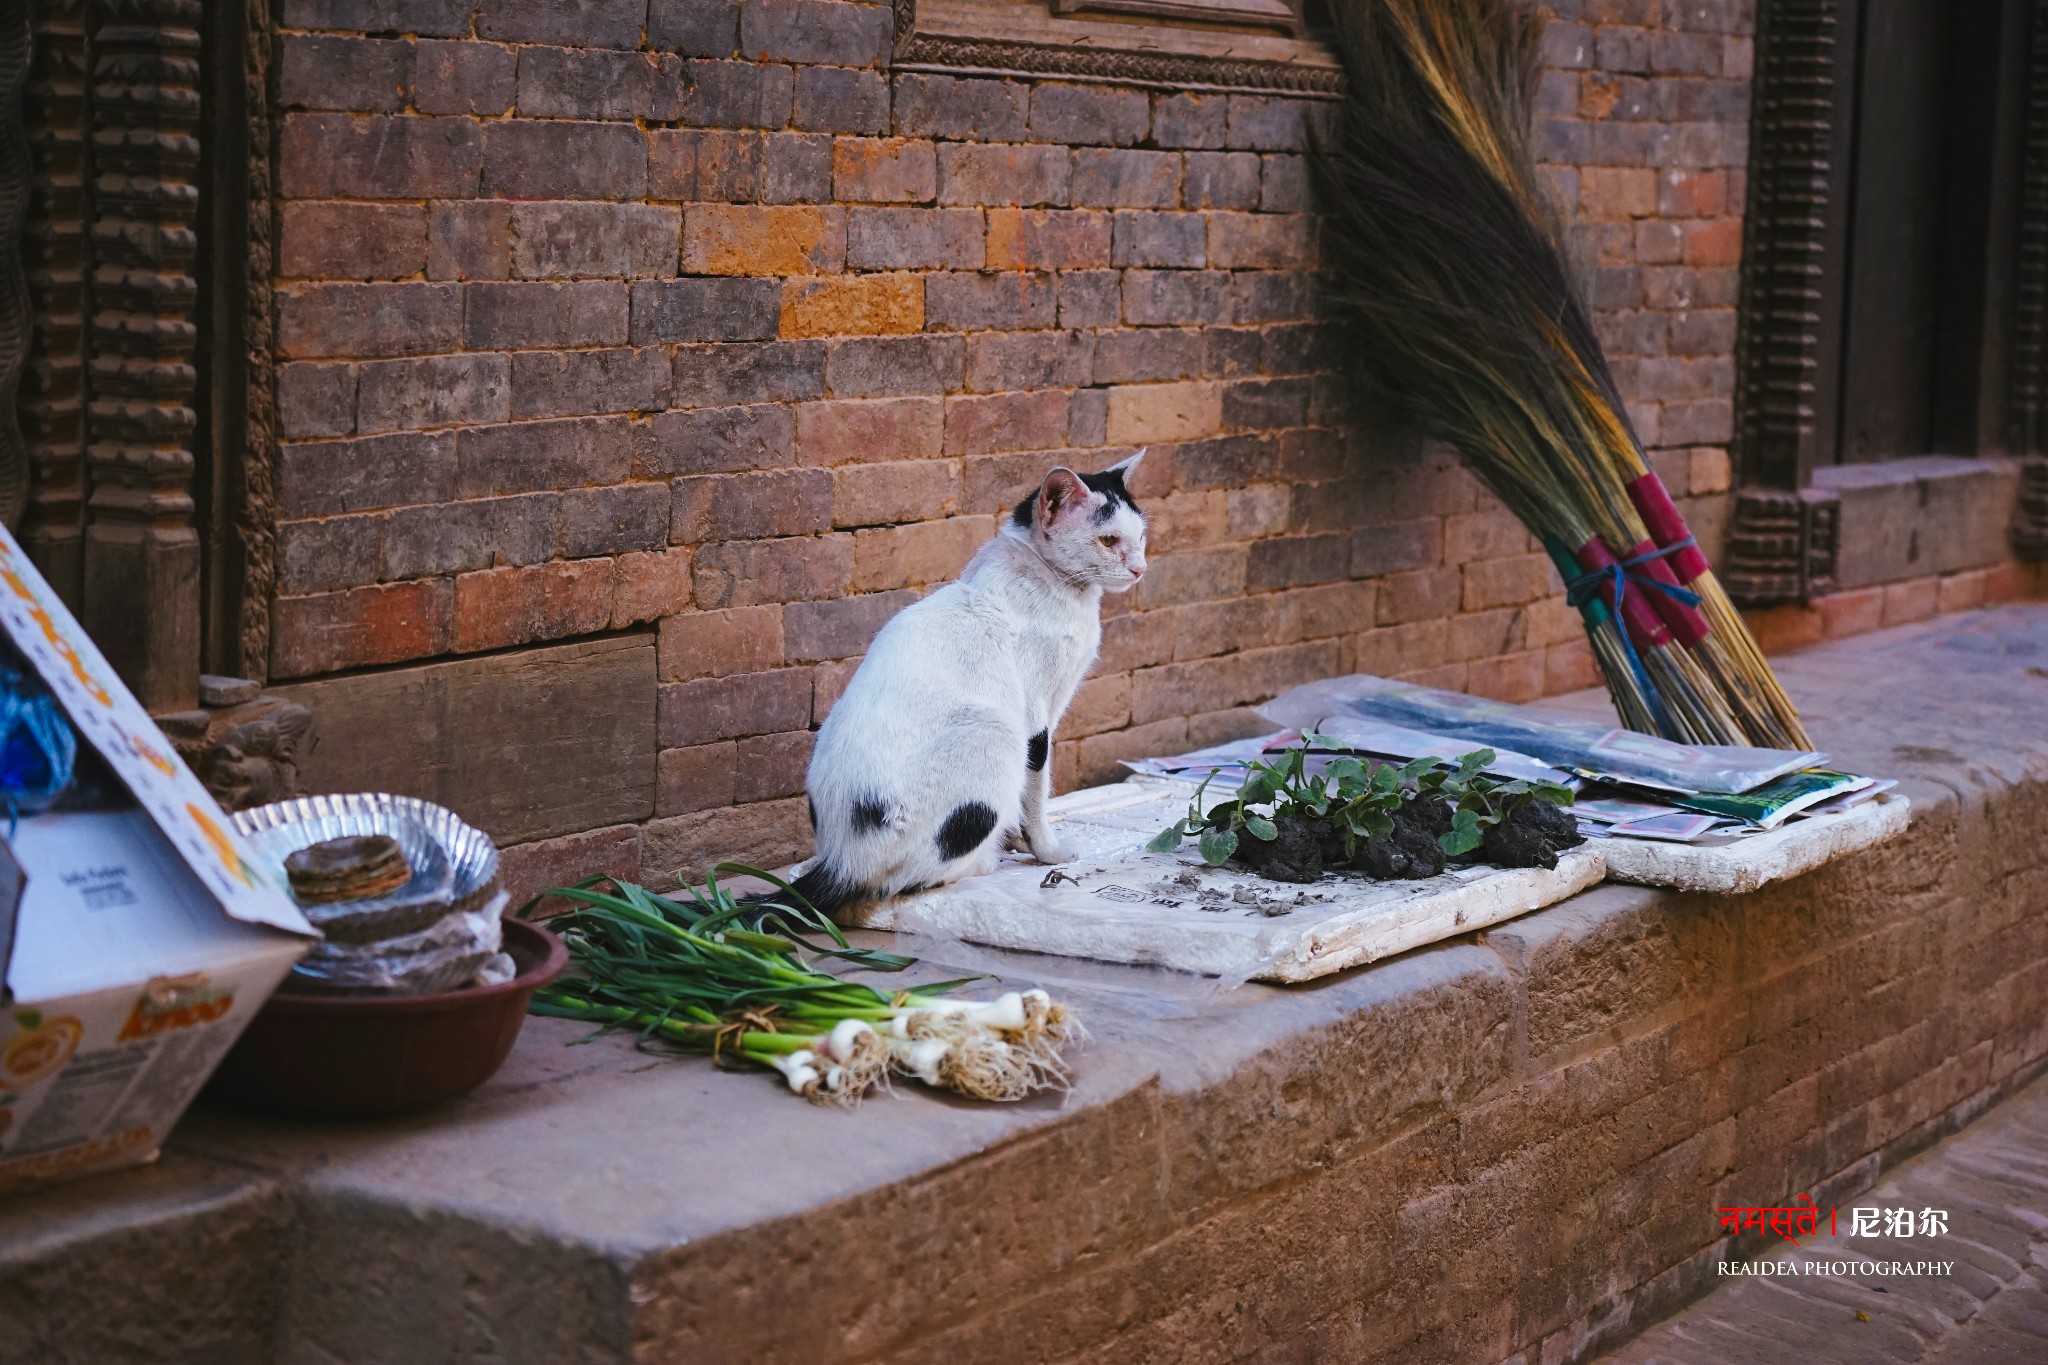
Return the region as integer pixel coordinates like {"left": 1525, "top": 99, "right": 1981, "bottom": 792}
{"left": 521, "top": 869, "right": 1081, "bottom": 1107}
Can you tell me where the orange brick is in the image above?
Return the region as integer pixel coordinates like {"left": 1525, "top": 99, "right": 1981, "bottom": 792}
{"left": 796, "top": 398, "right": 944, "bottom": 465}
{"left": 1104, "top": 381, "right": 1223, "bottom": 444}
{"left": 1937, "top": 568, "right": 1990, "bottom": 615}
{"left": 1376, "top": 569, "right": 1463, "bottom": 626}
{"left": 1466, "top": 650, "right": 1545, "bottom": 703}
{"left": 1743, "top": 602, "right": 1822, "bottom": 655}
{"left": 1688, "top": 446, "right": 1732, "bottom": 495}
{"left": 1580, "top": 167, "right": 1657, "bottom": 219}
{"left": 831, "top": 137, "right": 936, "bottom": 203}
{"left": 612, "top": 547, "right": 692, "bottom": 628}
{"left": 831, "top": 460, "right": 961, "bottom": 527}
{"left": 942, "top": 391, "right": 1070, "bottom": 454}
{"left": 1658, "top": 168, "right": 1726, "bottom": 217}
{"left": 1541, "top": 639, "right": 1600, "bottom": 696}
{"left": 682, "top": 204, "right": 845, "bottom": 275}
{"left": 779, "top": 273, "right": 921, "bottom": 338}
{"left": 812, "top": 656, "right": 861, "bottom": 725}
{"left": 1064, "top": 673, "right": 1132, "bottom": 738}
{"left": 270, "top": 580, "right": 451, "bottom": 678}
{"left": 1683, "top": 219, "right": 1743, "bottom": 267}
{"left": 454, "top": 560, "right": 614, "bottom": 653}
{"left": 659, "top": 605, "right": 785, "bottom": 682}
{"left": 1880, "top": 576, "right": 1939, "bottom": 627}
{"left": 984, "top": 208, "right": 1111, "bottom": 270}
{"left": 851, "top": 515, "right": 993, "bottom": 592}
{"left": 1816, "top": 585, "right": 1883, "bottom": 640}
{"left": 1984, "top": 560, "right": 2031, "bottom": 604}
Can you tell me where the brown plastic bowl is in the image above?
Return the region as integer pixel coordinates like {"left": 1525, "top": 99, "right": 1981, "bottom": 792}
{"left": 207, "top": 919, "right": 569, "bottom": 1119}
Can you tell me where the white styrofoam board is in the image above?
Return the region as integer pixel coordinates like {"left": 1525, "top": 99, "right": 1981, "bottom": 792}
{"left": 1591, "top": 791, "right": 1911, "bottom": 894}
{"left": 842, "top": 781, "right": 1606, "bottom": 982}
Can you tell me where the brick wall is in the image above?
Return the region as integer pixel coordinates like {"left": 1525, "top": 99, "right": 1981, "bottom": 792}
{"left": 267, "top": 0, "right": 1755, "bottom": 882}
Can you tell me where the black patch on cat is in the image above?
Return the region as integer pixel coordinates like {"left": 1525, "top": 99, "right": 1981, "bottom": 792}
{"left": 936, "top": 800, "right": 998, "bottom": 862}
{"left": 1079, "top": 465, "right": 1137, "bottom": 521}
{"left": 807, "top": 797, "right": 818, "bottom": 833}
{"left": 1011, "top": 491, "right": 1037, "bottom": 528}
{"left": 1026, "top": 729, "right": 1049, "bottom": 771}
{"left": 851, "top": 797, "right": 889, "bottom": 833}
{"left": 743, "top": 862, "right": 859, "bottom": 916}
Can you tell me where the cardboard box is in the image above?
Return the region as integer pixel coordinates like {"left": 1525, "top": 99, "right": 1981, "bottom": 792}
{"left": 0, "top": 528, "right": 313, "bottom": 1195}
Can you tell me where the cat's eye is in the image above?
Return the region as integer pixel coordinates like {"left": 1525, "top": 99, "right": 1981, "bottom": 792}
{"left": 1099, "top": 535, "right": 1119, "bottom": 547}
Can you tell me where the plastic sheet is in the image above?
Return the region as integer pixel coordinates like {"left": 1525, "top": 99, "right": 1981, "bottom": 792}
{"left": 289, "top": 891, "right": 509, "bottom": 994}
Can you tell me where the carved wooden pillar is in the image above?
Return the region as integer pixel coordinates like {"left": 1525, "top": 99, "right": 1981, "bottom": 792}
{"left": 80, "top": 0, "right": 202, "bottom": 711}
{"left": 18, "top": 0, "right": 88, "bottom": 601}
{"left": 2012, "top": 0, "right": 2048, "bottom": 455}
{"left": 1, "top": 0, "right": 27, "bottom": 535}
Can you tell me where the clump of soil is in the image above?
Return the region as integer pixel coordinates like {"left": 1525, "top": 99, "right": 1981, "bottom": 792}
{"left": 1230, "top": 814, "right": 1326, "bottom": 883}
{"left": 1478, "top": 798, "right": 1584, "bottom": 870}
{"left": 1350, "top": 799, "right": 1450, "bottom": 881}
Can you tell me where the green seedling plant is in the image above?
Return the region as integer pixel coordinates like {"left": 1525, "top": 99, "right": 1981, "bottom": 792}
{"left": 1426, "top": 750, "right": 1576, "bottom": 856}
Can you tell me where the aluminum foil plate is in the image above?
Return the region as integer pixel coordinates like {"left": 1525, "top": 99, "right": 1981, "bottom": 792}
{"left": 234, "top": 793, "right": 500, "bottom": 944}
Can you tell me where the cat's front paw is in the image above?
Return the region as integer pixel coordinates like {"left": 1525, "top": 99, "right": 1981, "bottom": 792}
{"left": 1028, "top": 835, "right": 1076, "bottom": 865}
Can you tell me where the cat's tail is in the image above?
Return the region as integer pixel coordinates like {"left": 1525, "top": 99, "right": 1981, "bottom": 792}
{"left": 738, "top": 862, "right": 864, "bottom": 919}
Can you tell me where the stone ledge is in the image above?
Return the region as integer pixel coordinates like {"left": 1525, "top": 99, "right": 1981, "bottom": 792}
{"left": 1814, "top": 456, "right": 2024, "bottom": 589}
{"left": 6, "top": 606, "right": 2048, "bottom": 1364}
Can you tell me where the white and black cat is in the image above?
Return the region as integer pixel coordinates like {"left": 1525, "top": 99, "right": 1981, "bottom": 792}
{"left": 783, "top": 451, "right": 1149, "bottom": 915}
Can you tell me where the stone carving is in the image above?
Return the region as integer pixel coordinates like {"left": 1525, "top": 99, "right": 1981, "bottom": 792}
{"left": 2015, "top": 458, "right": 2048, "bottom": 561}
{"left": 157, "top": 674, "right": 314, "bottom": 812}
{"left": 1732, "top": 0, "right": 1844, "bottom": 489}
{"left": 1722, "top": 486, "right": 1841, "bottom": 607}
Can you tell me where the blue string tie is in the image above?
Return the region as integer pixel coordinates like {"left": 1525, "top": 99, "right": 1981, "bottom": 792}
{"left": 1562, "top": 537, "right": 1704, "bottom": 741}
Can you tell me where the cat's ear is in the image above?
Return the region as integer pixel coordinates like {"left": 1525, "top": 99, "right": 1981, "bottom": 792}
{"left": 1039, "top": 467, "right": 1088, "bottom": 523}
{"left": 1107, "top": 447, "right": 1146, "bottom": 478}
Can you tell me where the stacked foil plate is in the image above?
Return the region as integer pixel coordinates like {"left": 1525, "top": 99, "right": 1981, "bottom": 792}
{"left": 234, "top": 793, "right": 505, "bottom": 993}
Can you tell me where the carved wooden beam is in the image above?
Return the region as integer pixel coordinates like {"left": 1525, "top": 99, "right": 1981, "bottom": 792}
{"left": 1721, "top": 486, "right": 1840, "bottom": 607}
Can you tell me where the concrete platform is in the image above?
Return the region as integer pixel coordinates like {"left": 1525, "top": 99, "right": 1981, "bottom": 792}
{"left": 6, "top": 605, "right": 2048, "bottom": 1365}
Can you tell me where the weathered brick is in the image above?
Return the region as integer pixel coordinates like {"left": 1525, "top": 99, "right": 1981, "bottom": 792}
{"left": 428, "top": 201, "right": 513, "bottom": 280}
{"left": 893, "top": 73, "right": 1028, "bottom": 141}
{"left": 693, "top": 536, "right": 854, "bottom": 607}
{"left": 1071, "top": 148, "right": 1181, "bottom": 208}
{"left": 734, "top": 730, "right": 812, "bottom": 803}
{"left": 634, "top": 405, "right": 795, "bottom": 476}
{"left": 964, "top": 331, "right": 1092, "bottom": 392}
{"left": 671, "top": 340, "right": 825, "bottom": 406}
{"left": 465, "top": 281, "right": 628, "bottom": 350}
{"left": 1151, "top": 93, "right": 1227, "bottom": 149}
{"left": 510, "top": 202, "right": 680, "bottom": 279}
{"left": 824, "top": 334, "right": 964, "bottom": 397}
{"left": 1350, "top": 519, "right": 1443, "bottom": 578}
{"left": 647, "top": 128, "right": 764, "bottom": 201}
{"left": 458, "top": 416, "right": 633, "bottom": 495}
{"left": 1092, "top": 328, "right": 1203, "bottom": 384}
{"left": 831, "top": 459, "right": 961, "bottom": 526}
{"left": 660, "top": 667, "right": 814, "bottom": 748}
{"left": 683, "top": 204, "right": 846, "bottom": 274}
{"left": 1112, "top": 211, "right": 1205, "bottom": 268}
{"left": 682, "top": 58, "right": 794, "bottom": 128}
{"left": 643, "top": 797, "right": 812, "bottom": 879}
{"left": 832, "top": 137, "right": 937, "bottom": 203}
{"left": 762, "top": 132, "right": 835, "bottom": 202}
{"left": 943, "top": 391, "right": 1069, "bottom": 455}
{"left": 1207, "top": 212, "right": 1314, "bottom": 269}
{"left": 649, "top": 0, "right": 739, "bottom": 55}
{"left": 559, "top": 482, "right": 672, "bottom": 557}
{"left": 279, "top": 0, "right": 470, "bottom": 36}
{"left": 1260, "top": 154, "right": 1312, "bottom": 213}
{"left": 500, "top": 824, "right": 644, "bottom": 915}
{"left": 845, "top": 208, "right": 984, "bottom": 270}
{"left": 382, "top": 493, "right": 558, "bottom": 578}
{"left": 1058, "top": 270, "right": 1120, "bottom": 328}
{"left": 631, "top": 278, "right": 780, "bottom": 343}
{"left": 357, "top": 353, "right": 511, "bottom": 431}
{"left": 984, "top": 209, "right": 1111, "bottom": 270}
{"left": 454, "top": 559, "right": 616, "bottom": 653}
{"left": 659, "top": 605, "right": 785, "bottom": 681}
{"left": 277, "top": 35, "right": 413, "bottom": 112}
{"left": 277, "top": 363, "right": 358, "bottom": 441}
{"left": 851, "top": 516, "right": 990, "bottom": 591}
{"left": 924, "top": 272, "right": 1057, "bottom": 330}
{"left": 658, "top": 742, "right": 738, "bottom": 815}
{"left": 1231, "top": 270, "right": 1313, "bottom": 323}
{"left": 279, "top": 431, "right": 456, "bottom": 518}
{"left": 613, "top": 547, "right": 694, "bottom": 626}
{"left": 670, "top": 468, "right": 834, "bottom": 542}
{"left": 1225, "top": 95, "right": 1307, "bottom": 151}
{"left": 484, "top": 120, "right": 648, "bottom": 198}
{"left": 517, "top": 46, "right": 684, "bottom": 121}
{"left": 1137, "top": 547, "right": 1247, "bottom": 608}
{"left": 508, "top": 348, "right": 671, "bottom": 419}
{"left": 1461, "top": 552, "right": 1556, "bottom": 611}
{"left": 271, "top": 579, "right": 452, "bottom": 679}
{"left": 937, "top": 144, "right": 1068, "bottom": 207}
{"left": 1581, "top": 166, "right": 1658, "bottom": 217}
{"left": 1245, "top": 534, "right": 1348, "bottom": 592}
{"left": 1121, "top": 270, "right": 1231, "bottom": 326}
{"left": 1029, "top": 83, "right": 1148, "bottom": 145}
{"left": 783, "top": 589, "right": 915, "bottom": 661}
{"left": 477, "top": 0, "right": 647, "bottom": 46}
{"left": 279, "top": 114, "right": 480, "bottom": 200}
{"left": 1221, "top": 377, "right": 1310, "bottom": 430}
{"left": 278, "top": 515, "right": 384, "bottom": 594}
{"left": 780, "top": 273, "right": 923, "bottom": 338}
{"left": 415, "top": 39, "right": 517, "bottom": 115}
{"left": 1168, "top": 432, "right": 1272, "bottom": 491}
{"left": 740, "top": 0, "right": 890, "bottom": 66}
{"left": 277, "top": 283, "right": 461, "bottom": 360}
{"left": 791, "top": 65, "right": 888, "bottom": 134}
{"left": 796, "top": 397, "right": 944, "bottom": 464}
{"left": 1105, "top": 381, "right": 1222, "bottom": 444}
